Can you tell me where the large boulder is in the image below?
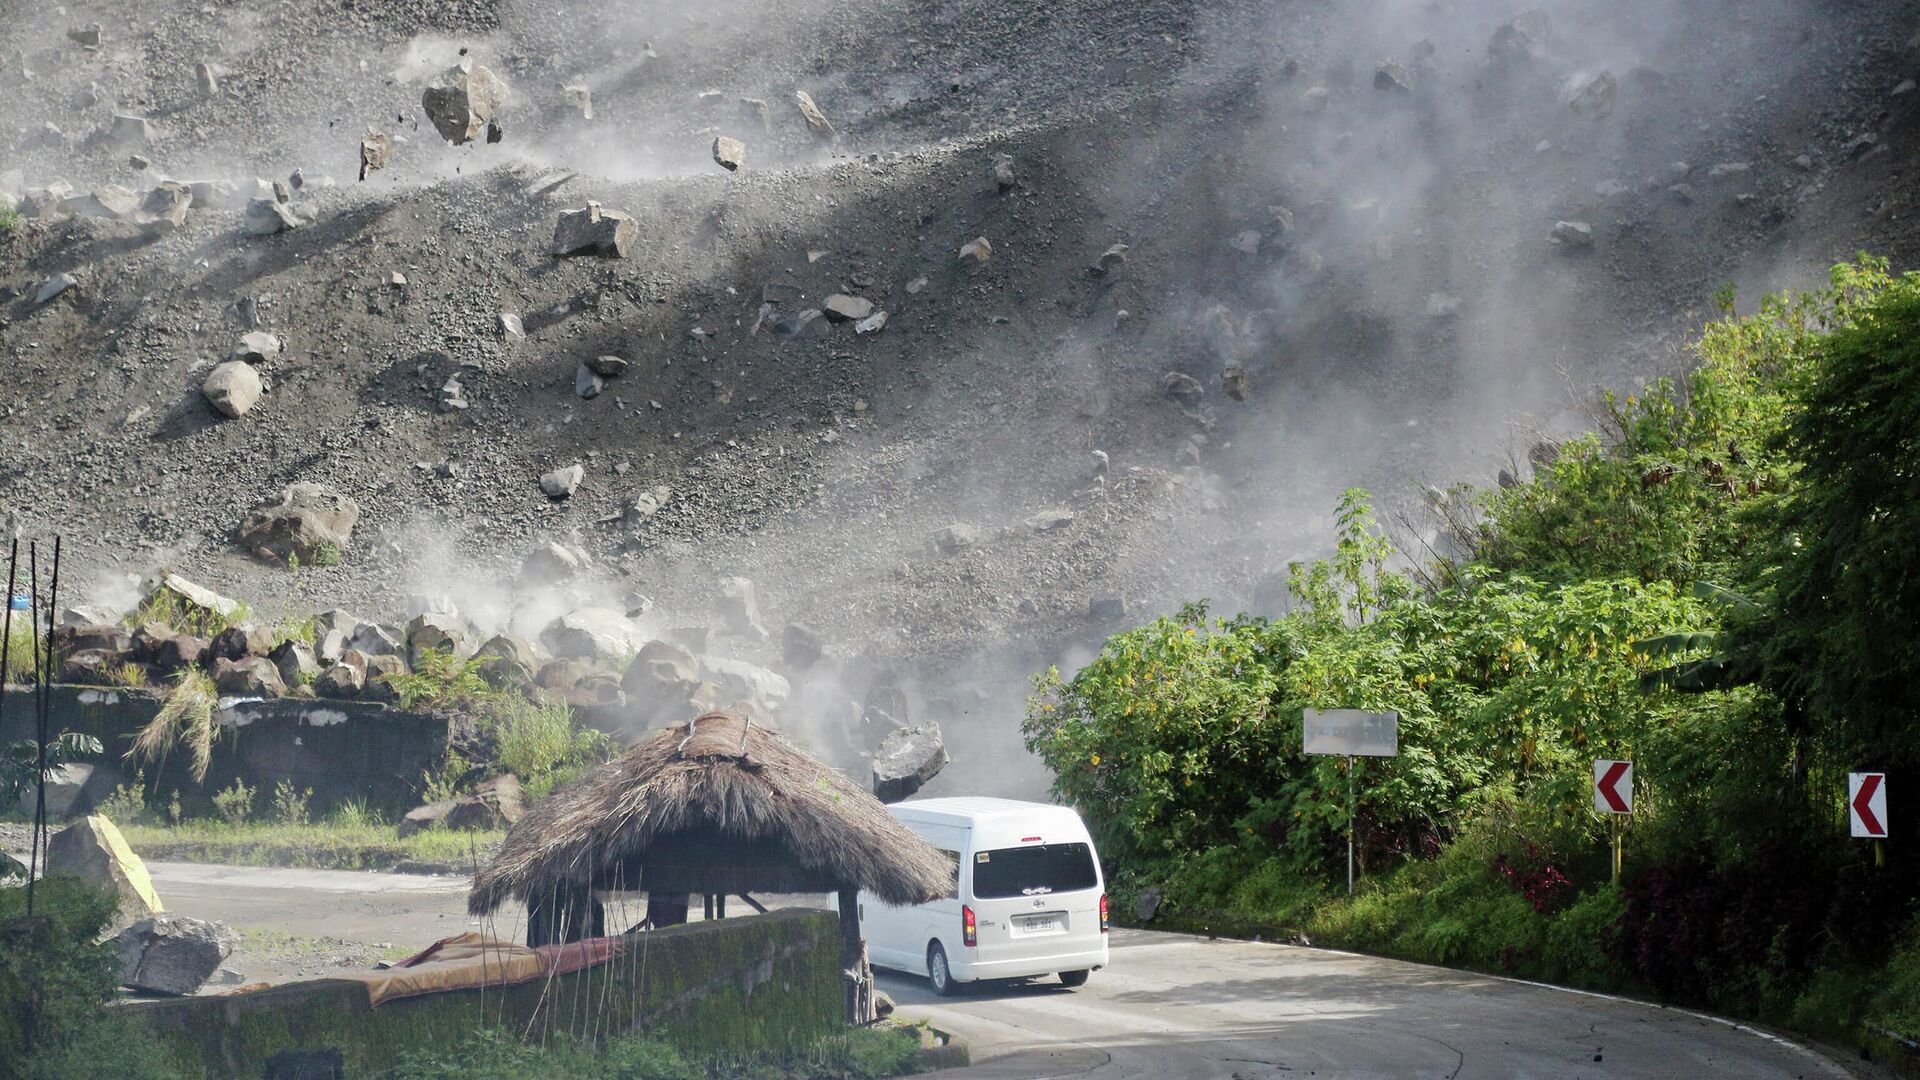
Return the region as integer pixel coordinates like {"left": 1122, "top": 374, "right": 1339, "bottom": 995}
{"left": 781, "top": 624, "right": 824, "bottom": 670}
{"left": 540, "top": 607, "right": 641, "bottom": 666}
{"left": 208, "top": 623, "right": 273, "bottom": 662}
{"left": 347, "top": 623, "right": 405, "bottom": 658}
{"left": 715, "top": 577, "right": 764, "bottom": 637}
{"left": 149, "top": 632, "right": 207, "bottom": 675}
{"left": 698, "top": 655, "right": 790, "bottom": 709}
{"left": 202, "top": 360, "right": 263, "bottom": 418}
{"left": 52, "top": 622, "right": 132, "bottom": 656}
{"left": 144, "top": 575, "right": 241, "bottom": 622}
{"left": 619, "top": 639, "right": 699, "bottom": 700}
{"left": 46, "top": 815, "right": 163, "bottom": 919}
{"left": 115, "top": 915, "right": 237, "bottom": 995}
{"left": 406, "top": 611, "right": 473, "bottom": 664}
{"left": 238, "top": 483, "right": 359, "bottom": 561}
{"left": 313, "top": 662, "right": 365, "bottom": 700}
{"left": 269, "top": 640, "right": 320, "bottom": 687}
{"left": 57, "top": 649, "right": 117, "bottom": 684}
{"left": 551, "top": 201, "right": 636, "bottom": 259}
{"left": 212, "top": 656, "right": 286, "bottom": 698}
{"left": 519, "top": 540, "right": 591, "bottom": 585}
{"left": 18, "top": 763, "right": 115, "bottom": 821}
{"left": 422, "top": 61, "right": 509, "bottom": 145}
{"left": 361, "top": 654, "right": 406, "bottom": 702}
{"left": 475, "top": 634, "right": 540, "bottom": 690}
{"left": 872, "top": 722, "right": 949, "bottom": 802}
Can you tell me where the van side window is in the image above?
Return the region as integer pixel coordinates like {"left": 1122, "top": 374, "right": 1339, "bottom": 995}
{"left": 939, "top": 850, "right": 960, "bottom": 899}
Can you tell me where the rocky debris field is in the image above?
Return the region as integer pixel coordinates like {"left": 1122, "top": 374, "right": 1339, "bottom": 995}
{"left": 2, "top": 0, "right": 1919, "bottom": 790}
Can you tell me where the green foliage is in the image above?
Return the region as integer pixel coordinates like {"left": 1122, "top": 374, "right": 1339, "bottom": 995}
{"left": 18, "top": 1012, "right": 195, "bottom": 1080}
{"left": 0, "top": 731, "right": 102, "bottom": 810}
{"left": 380, "top": 648, "right": 494, "bottom": 711}
{"left": 485, "top": 695, "right": 611, "bottom": 802}
{"left": 0, "top": 878, "right": 122, "bottom": 1080}
{"left": 126, "top": 589, "right": 246, "bottom": 642}
{"left": 328, "top": 797, "right": 383, "bottom": 829}
{"left": 308, "top": 542, "right": 343, "bottom": 568}
{"left": 212, "top": 778, "right": 255, "bottom": 826}
{"left": 1868, "top": 919, "right": 1920, "bottom": 1040}
{"left": 0, "top": 204, "right": 20, "bottom": 238}
{"left": 377, "top": 1024, "right": 918, "bottom": 1080}
{"left": 94, "top": 770, "right": 150, "bottom": 826}
{"left": 119, "top": 819, "right": 501, "bottom": 872}
{"left": 269, "top": 780, "right": 312, "bottom": 826}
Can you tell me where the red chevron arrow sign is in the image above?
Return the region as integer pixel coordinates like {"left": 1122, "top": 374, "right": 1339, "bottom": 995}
{"left": 1850, "top": 773, "right": 1887, "bottom": 838}
{"left": 1594, "top": 760, "right": 1633, "bottom": 814}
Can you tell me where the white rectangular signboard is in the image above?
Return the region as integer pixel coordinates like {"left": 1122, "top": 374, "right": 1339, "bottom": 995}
{"left": 1850, "top": 772, "right": 1888, "bottom": 838}
{"left": 1303, "top": 709, "right": 1400, "bottom": 757}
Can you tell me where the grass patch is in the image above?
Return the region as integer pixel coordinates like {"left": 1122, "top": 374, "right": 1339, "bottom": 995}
{"left": 379, "top": 1024, "right": 922, "bottom": 1080}
{"left": 119, "top": 821, "right": 503, "bottom": 873}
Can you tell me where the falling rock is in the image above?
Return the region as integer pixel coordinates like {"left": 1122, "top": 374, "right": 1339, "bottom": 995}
{"left": 1374, "top": 60, "right": 1414, "bottom": 93}
{"left": 1025, "top": 509, "right": 1075, "bottom": 532}
{"left": 195, "top": 62, "right": 219, "bottom": 97}
{"left": 794, "top": 90, "right": 834, "bottom": 138}
{"left": 552, "top": 201, "right": 637, "bottom": 258}
{"left": 717, "top": 576, "right": 764, "bottom": 637}
{"left": 872, "top": 723, "right": 949, "bottom": 802}
{"left": 739, "top": 97, "right": 771, "bottom": 131}
{"left": 33, "top": 274, "right": 79, "bottom": 306}
{"left": 620, "top": 639, "right": 700, "bottom": 701}
{"left": 622, "top": 485, "right": 673, "bottom": 529}
{"left": 1135, "top": 887, "right": 1164, "bottom": 922}
{"left": 65, "top": 185, "right": 141, "bottom": 220}
{"left": 67, "top": 23, "right": 103, "bottom": 47}
{"left": 233, "top": 331, "right": 282, "bottom": 365}
{"left": 540, "top": 463, "right": 585, "bottom": 499}
{"left": 1089, "top": 594, "right": 1128, "bottom": 619}
{"left": 520, "top": 539, "right": 591, "bottom": 584}
{"left": 1549, "top": 220, "right": 1594, "bottom": 249}
{"left": 358, "top": 128, "right": 394, "bottom": 181}
{"left": 145, "top": 574, "right": 241, "bottom": 622}
{"left": 564, "top": 84, "right": 593, "bottom": 120}
{"left": 992, "top": 153, "right": 1016, "bottom": 192}
{"left": 207, "top": 624, "right": 274, "bottom": 662}
{"left": 1161, "top": 371, "right": 1204, "bottom": 404}
{"left": 540, "top": 607, "right": 643, "bottom": 666}
{"left": 1425, "top": 292, "right": 1462, "bottom": 317}
{"left": 212, "top": 656, "right": 286, "bottom": 698}
{"left": 822, "top": 294, "right": 875, "bottom": 322}
{"left": 585, "top": 354, "right": 629, "bottom": 377}
{"left": 1092, "top": 242, "right": 1129, "bottom": 274}
{"left": 1223, "top": 366, "right": 1250, "bottom": 402}
{"left": 712, "top": 136, "right": 746, "bottom": 171}
{"left": 958, "top": 236, "right": 993, "bottom": 264}
{"left": 698, "top": 655, "right": 791, "bottom": 708}
{"left": 1568, "top": 71, "right": 1617, "bottom": 118}
{"left": 437, "top": 376, "right": 468, "bottom": 412}
{"left": 1706, "top": 161, "right": 1752, "bottom": 180}
{"left": 933, "top": 523, "right": 982, "bottom": 554}
{"left": 116, "top": 916, "right": 238, "bottom": 995}
{"left": 135, "top": 182, "right": 193, "bottom": 232}
{"left": 422, "top": 61, "right": 510, "bottom": 146}
{"left": 18, "top": 764, "right": 106, "bottom": 822}
{"left": 109, "top": 114, "right": 156, "bottom": 148}
{"left": 244, "top": 198, "right": 301, "bottom": 235}
{"left": 498, "top": 312, "right": 525, "bottom": 339}
{"left": 1227, "top": 230, "right": 1262, "bottom": 255}
{"left": 239, "top": 483, "right": 359, "bottom": 561}
{"left": 47, "top": 815, "right": 163, "bottom": 920}
{"left": 1302, "top": 85, "right": 1329, "bottom": 111}
{"left": 781, "top": 623, "right": 825, "bottom": 670}
{"left": 576, "top": 364, "right": 605, "bottom": 399}
{"left": 399, "top": 775, "right": 525, "bottom": 838}
{"left": 1489, "top": 13, "right": 1546, "bottom": 63}
{"left": 314, "top": 663, "right": 365, "bottom": 700}
{"left": 202, "top": 361, "right": 263, "bottom": 418}
{"left": 347, "top": 623, "right": 406, "bottom": 659}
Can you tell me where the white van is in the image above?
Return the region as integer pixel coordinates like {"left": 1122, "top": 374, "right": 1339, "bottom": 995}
{"left": 860, "top": 797, "right": 1109, "bottom": 995}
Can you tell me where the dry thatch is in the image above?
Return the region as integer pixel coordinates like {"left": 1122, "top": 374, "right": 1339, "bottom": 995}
{"left": 469, "top": 711, "right": 954, "bottom": 914}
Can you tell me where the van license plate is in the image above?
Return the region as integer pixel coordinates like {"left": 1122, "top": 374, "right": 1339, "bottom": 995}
{"left": 1015, "top": 913, "right": 1064, "bottom": 936}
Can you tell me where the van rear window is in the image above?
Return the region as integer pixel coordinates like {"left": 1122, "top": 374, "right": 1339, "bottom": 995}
{"left": 972, "top": 843, "right": 1098, "bottom": 899}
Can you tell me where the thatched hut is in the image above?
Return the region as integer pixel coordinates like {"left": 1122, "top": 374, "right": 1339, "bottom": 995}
{"left": 468, "top": 710, "right": 953, "bottom": 1020}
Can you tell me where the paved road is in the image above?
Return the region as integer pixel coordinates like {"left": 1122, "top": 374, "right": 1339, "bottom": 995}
{"left": 883, "top": 929, "right": 1851, "bottom": 1080}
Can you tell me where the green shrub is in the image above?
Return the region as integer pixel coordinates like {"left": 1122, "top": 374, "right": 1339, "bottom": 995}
{"left": 212, "top": 779, "right": 255, "bottom": 826}
{"left": 1866, "top": 919, "right": 1920, "bottom": 1041}
{"left": 328, "top": 797, "right": 382, "bottom": 829}
{"left": 128, "top": 671, "right": 218, "bottom": 783}
{"left": 18, "top": 1012, "right": 195, "bottom": 1080}
{"left": 0, "top": 877, "right": 121, "bottom": 1079}
{"left": 381, "top": 649, "right": 494, "bottom": 711}
{"left": 0, "top": 205, "right": 19, "bottom": 238}
{"left": 486, "top": 696, "right": 611, "bottom": 802}
{"left": 270, "top": 780, "right": 312, "bottom": 826}
{"left": 308, "top": 542, "right": 343, "bottom": 568}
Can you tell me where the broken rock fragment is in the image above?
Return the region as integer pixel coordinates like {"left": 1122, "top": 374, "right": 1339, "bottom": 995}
{"left": 575, "top": 364, "right": 604, "bottom": 399}
{"left": 1549, "top": 220, "right": 1594, "bottom": 249}
{"left": 958, "top": 236, "right": 992, "bottom": 265}
{"left": 109, "top": 114, "right": 156, "bottom": 148}
{"left": 202, "top": 361, "right": 263, "bottom": 418}
{"left": 195, "top": 62, "right": 219, "bottom": 97}
{"left": 540, "top": 463, "right": 584, "bottom": 499}
{"left": 1092, "top": 242, "right": 1129, "bottom": 274}
{"left": 422, "top": 61, "right": 510, "bottom": 146}
{"left": 822, "top": 294, "right": 874, "bottom": 322}
{"left": 1374, "top": 60, "right": 1414, "bottom": 93}
{"left": 116, "top": 916, "right": 237, "bottom": 996}
{"left": 712, "top": 136, "right": 746, "bottom": 172}
{"left": 794, "top": 90, "right": 834, "bottom": 138}
{"left": 564, "top": 84, "right": 593, "bottom": 120}
{"left": 358, "top": 128, "right": 394, "bottom": 181}
{"left": 1223, "top": 366, "right": 1250, "bottom": 401}
{"left": 135, "top": 182, "right": 193, "bottom": 233}
{"left": 552, "top": 201, "right": 637, "bottom": 258}
{"left": 244, "top": 198, "right": 301, "bottom": 235}
{"left": 585, "top": 354, "right": 629, "bottom": 377}
{"left": 33, "top": 274, "right": 78, "bottom": 306}
{"left": 1161, "top": 370, "right": 1204, "bottom": 404}
{"left": 1568, "top": 71, "right": 1617, "bottom": 118}
{"left": 992, "top": 154, "right": 1016, "bottom": 192}
{"left": 873, "top": 722, "right": 949, "bottom": 803}
{"left": 238, "top": 483, "right": 359, "bottom": 561}
{"left": 233, "top": 331, "right": 281, "bottom": 365}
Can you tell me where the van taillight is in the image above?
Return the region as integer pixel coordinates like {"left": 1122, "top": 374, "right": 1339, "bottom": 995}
{"left": 1100, "top": 894, "right": 1110, "bottom": 933}
{"left": 962, "top": 904, "right": 977, "bottom": 947}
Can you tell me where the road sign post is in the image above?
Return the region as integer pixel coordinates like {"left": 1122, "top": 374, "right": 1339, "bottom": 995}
{"left": 1849, "top": 773, "right": 1887, "bottom": 866}
{"left": 1303, "top": 710, "right": 1399, "bottom": 896}
{"left": 1593, "top": 760, "right": 1633, "bottom": 883}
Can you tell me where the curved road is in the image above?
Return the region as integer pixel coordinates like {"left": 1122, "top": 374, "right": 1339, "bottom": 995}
{"left": 884, "top": 929, "right": 1851, "bottom": 1079}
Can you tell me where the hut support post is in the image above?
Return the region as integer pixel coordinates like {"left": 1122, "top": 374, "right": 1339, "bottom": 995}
{"left": 837, "top": 887, "right": 870, "bottom": 1024}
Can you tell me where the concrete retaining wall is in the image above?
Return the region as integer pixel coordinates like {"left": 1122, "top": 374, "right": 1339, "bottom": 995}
{"left": 0, "top": 686, "right": 451, "bottom": 816}
{"left": 128, "top": 909, "right": 843, "bottom": 1076}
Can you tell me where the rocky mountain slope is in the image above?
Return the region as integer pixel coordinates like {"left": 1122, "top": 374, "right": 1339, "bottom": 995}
{"left": 2, "top": 0, "right": 1917, "bottom": 791}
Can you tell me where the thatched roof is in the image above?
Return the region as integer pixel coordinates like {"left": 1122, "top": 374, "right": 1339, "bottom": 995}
{"left": 469, "top": 711, "right": 954, "bottom": 914}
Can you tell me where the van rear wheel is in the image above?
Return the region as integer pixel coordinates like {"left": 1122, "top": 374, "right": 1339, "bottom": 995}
{"left": 1059, "top": 969, "right": 1090, "bottom": 988}
{"left": 928, "top": 942, "right": 961, "bottom": 996}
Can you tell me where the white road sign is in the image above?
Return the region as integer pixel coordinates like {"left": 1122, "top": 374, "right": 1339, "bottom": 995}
{"left": 1303, "top": 709, "right": 1400, "bottom": 757}
{"left": 1850, "top": 772, "right": 1888, "bottom": 838}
